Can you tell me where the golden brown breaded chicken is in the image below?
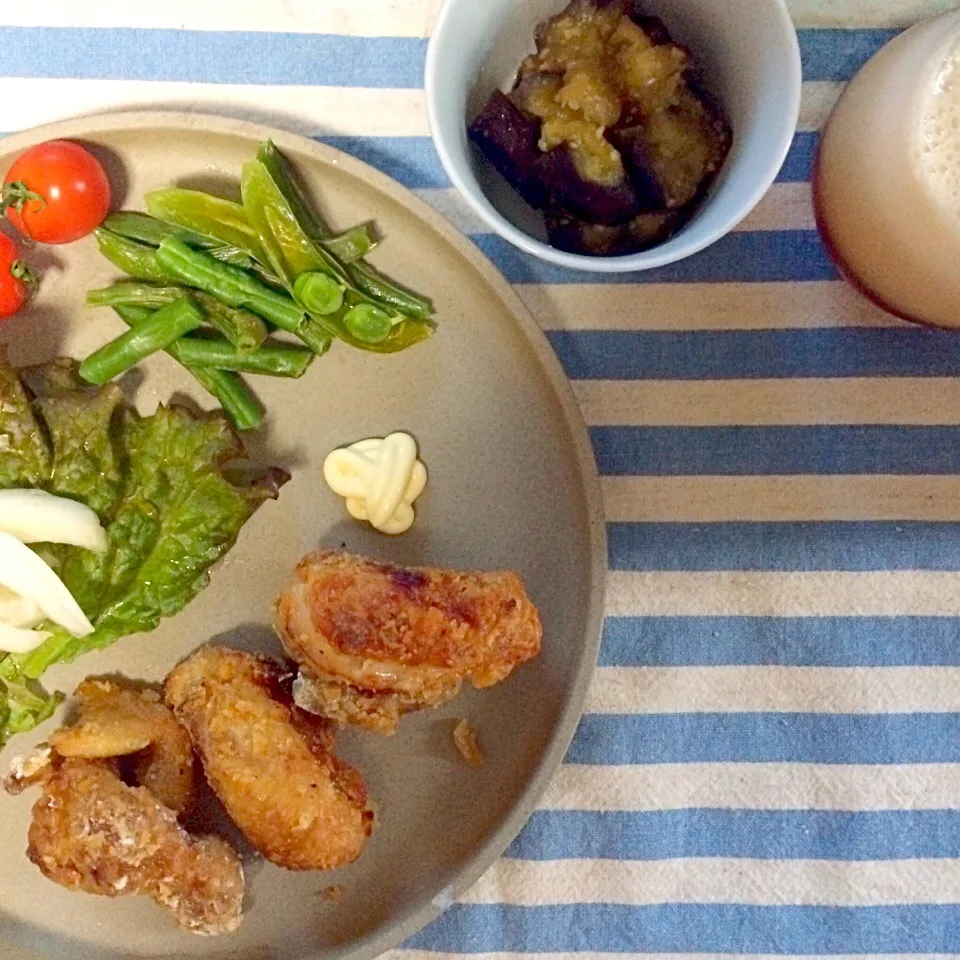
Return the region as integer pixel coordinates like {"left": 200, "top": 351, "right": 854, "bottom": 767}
{"left": 274, "top": 550, "right": 543, "bottom": 734}
{"left": 164, "top": 646, "right": 373, "bottom": 872}
{"left": 23, "top": 758, "right": 244, "bottom": 936}
{"left": 49, "top": 678, "right": 197, "bottom": 816}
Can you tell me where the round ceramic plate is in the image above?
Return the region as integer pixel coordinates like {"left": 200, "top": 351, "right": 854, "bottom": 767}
{"left": 0, "top": 112, "right": 606, "bottom": 960}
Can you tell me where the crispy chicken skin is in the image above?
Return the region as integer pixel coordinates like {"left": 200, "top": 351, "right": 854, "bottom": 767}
{"left": 274, "top": 550, "right": 542, "bottom": 734}
{"left": 24, "top": 758, "right": 244, "bottom": 936}
{"left": 49, "top": 677, "right": 197, "bottom": 816}
{"left": 4, "top": 678, "right": 242, "bottom": 936}
{"left": 164, "top": 646, "right": 373, "bottom": 872}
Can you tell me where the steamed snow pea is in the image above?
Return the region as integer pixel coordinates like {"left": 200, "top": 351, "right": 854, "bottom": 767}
{"left": 145, "top": 188, "right": 375, "bottom": 266}
{"left": 146, "top": 189, "right": 268, "bottom": 263}
{"left": 256, "top": 140, "right": 434, "bottom": 319}
{"left": 294, "top": 272, "right": 344, "bottom": 316}
{"left": 241, "top": 156, "right": 433, "bottom": 353}
{"left": 104, "top": 211, "right": 258, "bottom": 269}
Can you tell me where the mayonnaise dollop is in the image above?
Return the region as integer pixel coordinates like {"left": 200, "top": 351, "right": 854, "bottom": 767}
{"left": 323, "top": 433, "right": 427, "bottom": 535}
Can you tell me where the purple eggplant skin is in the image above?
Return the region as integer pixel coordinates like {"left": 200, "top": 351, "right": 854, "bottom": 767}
{"left": 632, "top": 14, "right": 672, "bottom": 44}
{"left": 590, "top": 0, "right": 672, "bottom": 40}
{"left": 610, "top": 98, "right": 732, "bottom": 212}
{"left": 608, "top": 126, "right": 673, "bottom": 210}
{"left": 533, "top": 147, "right": 640, "bottom": 225}
{"left": 545, "top": 207, "right": 686, "bottom": 256}
{"left": 468, "top": 91, "right": 549, "bottom": 208}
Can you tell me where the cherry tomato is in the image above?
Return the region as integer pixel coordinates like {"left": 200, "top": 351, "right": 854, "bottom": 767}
{"left": 0, "top": 233, "right": 33, "bottom": 318}
{"left": 3, "top": 141, "right": 110, "bottom": 244}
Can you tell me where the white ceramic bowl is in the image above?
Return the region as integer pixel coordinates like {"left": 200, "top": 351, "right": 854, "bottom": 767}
{"left": 426, "top": 0, "right": 802, "bottom": 273}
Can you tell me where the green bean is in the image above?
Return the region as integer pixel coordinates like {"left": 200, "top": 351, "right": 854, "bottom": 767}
{"left": 189, "top": 367, "right": 263, "bottom": 431}
{"left": 104, "top": 211, "right": 258, "bottom": 270}
{"left": 113, "top": 305, "right": 263, "bottom": 430}
{"left": 294, "top": 317, "right": 334, "bottom": 355}
{"left": 324, "top": 222, "right": 377, "bottom": 263}
{"left": 95, "top": 228, "right": 170, "bottom": 282}
{"left": 155, "top": 237, "right": 305, "bottom": 333}
{"left": 174, "top": 339, "right": 315, "bottom": 378}
{"left": 87, "top": 281, "right": 269, "bottom": 354}
{"left": 193, "top": 292, "right": 269, "bottom": 353}
{"left": 98, "top": 230, "right": 337, "bottom": 359}
{"left": 347, "top": 258, "right": 434, "bottom": 320}
{"left": 87, "top": 281, "right": 187, "bottom": 309}
{"left": 344, "top": 303, "right": 392, "bottom": 343}
{"left": 80, "top": 298, "right": 204, "bottom": 385}
{"left": 95, "top": 229, "right": 280, "bottom": 338}
{"left": 104, "top": 211, "right": 218, "bottom": 250}
{"left": 294, "top": 272, "right": 344, "bottom": 315}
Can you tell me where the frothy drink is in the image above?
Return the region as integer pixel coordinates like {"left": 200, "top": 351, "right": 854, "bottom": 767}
{"left": 815, "top": 12, "right": 960, "bottom": 328}
{"left": 917, "top": 40, "right": 960, "bottom": 229}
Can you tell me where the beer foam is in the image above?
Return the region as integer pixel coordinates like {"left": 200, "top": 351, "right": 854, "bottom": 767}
{"left": 915, "top": 39, "right": 960, "bottom": 225}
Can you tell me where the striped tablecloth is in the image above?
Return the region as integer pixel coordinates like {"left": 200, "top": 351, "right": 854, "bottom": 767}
{"left": 3, "top": 1, "right": 960, "bottom": 956}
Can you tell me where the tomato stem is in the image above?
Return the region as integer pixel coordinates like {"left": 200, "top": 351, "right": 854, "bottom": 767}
{"left": 10, "top": 260, "right": 38, "bottom": 287}
{"left": 1, "top": 181, "right": 46, "bottom": 214}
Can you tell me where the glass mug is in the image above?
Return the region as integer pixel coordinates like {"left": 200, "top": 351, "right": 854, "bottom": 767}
{"left": 815, "top": 10, "right": 960, "bottom": 329}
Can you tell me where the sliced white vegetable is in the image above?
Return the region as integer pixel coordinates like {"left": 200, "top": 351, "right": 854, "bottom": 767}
{"left": 0, "top": 623, "right": 51, "bottom": 654}
{"left": 0, "top": 586, "right": 43, "bottom": 628}
{"left": 0, "top": 489, "right": 107, "bottom": 553}
{"left": 0, "top": 531, "right": 93, "bottom": 637}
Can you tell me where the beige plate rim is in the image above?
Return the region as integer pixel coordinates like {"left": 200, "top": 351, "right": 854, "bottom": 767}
{"left": 0, "top": 109, "right": 608, "bottom": 960}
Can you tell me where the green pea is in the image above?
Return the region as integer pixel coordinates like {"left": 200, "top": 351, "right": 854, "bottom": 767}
{"left": 344, "top": 303, "right": 392, "bottom": 344}
{"left": 294, "top": 272, "right": 344, "bottom": 316}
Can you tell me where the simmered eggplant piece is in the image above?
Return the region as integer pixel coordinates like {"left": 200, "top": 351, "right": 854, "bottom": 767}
{"left": 610, "top": 94, "right": 730, "bottom": 209}
{"left": 546, "top": 208, "right": 684, "bottom": 256}
{"left": 514, "top": 70, "right": 626, "bottom": 185}
{"left": 534, "top": 147, "right": 639, "bottom": 224}
{"left": 468, "top": 91, "right": 549, "bottom": 208}
{"left": 632, "top": 15, "right": 672, "bottom": 46}
{"left": 592, "top": 0, "right": 672, "bottom": 40}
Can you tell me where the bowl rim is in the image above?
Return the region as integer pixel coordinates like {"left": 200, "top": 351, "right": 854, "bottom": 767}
{"left": 425, "top": 0, "right": 803, "bottom": 274}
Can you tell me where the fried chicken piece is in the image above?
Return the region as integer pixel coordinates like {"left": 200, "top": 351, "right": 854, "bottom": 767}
{"left": 164, "top": 646, "right": 373, "bottom": 872}
{"left": 23, "top": 758, "right": 244, "bottom": 936}
{"left": 49, "top": 678, "right": 197, "bottom": 816}
{"left": 3, "top": 744, "right": 54, "bottom": 795}
{"left": 274, "top": 550, "right": 542, "bottom": 734}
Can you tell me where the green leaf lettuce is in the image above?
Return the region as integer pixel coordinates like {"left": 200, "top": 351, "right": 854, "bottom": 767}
{"left": 0, "top": 355, "right": 287, "bottom": 744}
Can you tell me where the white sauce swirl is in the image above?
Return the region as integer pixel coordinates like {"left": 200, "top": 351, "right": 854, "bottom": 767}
{"left": 323, "top": 432, "right": 427, "bottom": 534}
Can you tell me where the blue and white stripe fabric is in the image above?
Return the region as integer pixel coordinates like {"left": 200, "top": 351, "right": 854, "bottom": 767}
{"left": 4, "top": 0, "right": 960, "bottom": 955}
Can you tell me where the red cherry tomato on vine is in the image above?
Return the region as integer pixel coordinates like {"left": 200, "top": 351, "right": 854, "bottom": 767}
{"left": 3, "top": 140, "right": 110, "bottom": 244}
{"left": 0, "top": 233, "right": 34, "bottom": 318}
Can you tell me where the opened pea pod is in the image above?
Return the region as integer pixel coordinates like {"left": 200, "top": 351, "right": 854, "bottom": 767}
{"left": 240, "top": 150, "right": 436, "bottom": 352}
